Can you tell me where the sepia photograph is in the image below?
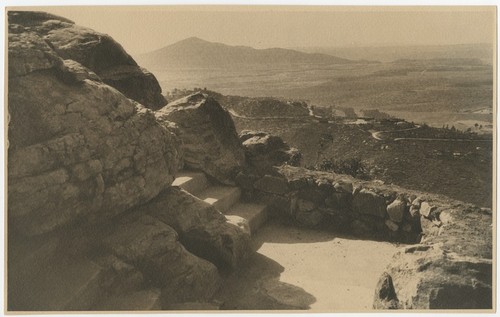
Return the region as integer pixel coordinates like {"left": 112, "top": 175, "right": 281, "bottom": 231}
{"left": 3, "top": 3, "right": 497, "bottom": 313}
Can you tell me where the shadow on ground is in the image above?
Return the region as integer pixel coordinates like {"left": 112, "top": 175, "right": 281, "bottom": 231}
{"left": 251, "top": 218, "right": 404, "bottom": 250}
{"left": 215, "top": 252, "right": 316, "bottom": 310}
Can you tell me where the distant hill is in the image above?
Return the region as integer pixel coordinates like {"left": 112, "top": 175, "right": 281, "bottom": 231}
{"left": 293, "top": 43, "right": 494, "bottom": 64}
{"left": 136, "top": 37, "right": 355, "bottom": 69}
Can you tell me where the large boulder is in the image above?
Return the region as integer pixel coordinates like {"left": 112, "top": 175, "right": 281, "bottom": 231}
{"left": 374, "top": 244, "right": 492, "bottom": 309}
{"left": 386, "top": 199, "right": 406, "bottom": 223}
{"left": 142, "top": 187, "right": 252, "bottom": 270}
{"left": 374, "top": 205, "right": 493, "bottom": 309}
{"left": 8, "top": 22, "right": 181, "bottom": 236}
{"left": 373, "top": 272, "right": 399, "bottom": 309}
{"left": 102, "top": 215, "right": 221, "bottom": 303}
{"left": 8, "top": 11, "right": 166, "bottom": 110}
{"left": 98, "top": 65, "right": 166, "bottom": 110}
{"left": 352, "top": 189, "right": 387, "bottom": 218}
{"left": 156, "top": 93, "right": 245, "bottom": 184}
{"left": 240, "top": 130, "right": 301, "bottom": 175}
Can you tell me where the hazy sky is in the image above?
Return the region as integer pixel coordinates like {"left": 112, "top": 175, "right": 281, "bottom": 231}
{"left": 40, "top": 6, "right": 496, "bottom": 55}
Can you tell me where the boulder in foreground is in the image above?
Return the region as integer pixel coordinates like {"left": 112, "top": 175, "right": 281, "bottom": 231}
{"left": 8, "top": 11, "right": 166, "bottom": 109}
{"left": 156, "top": 93, "right": 246, "bottom": 185}
{"left": 8, "top": 25, "right": 181, "bottom": 236}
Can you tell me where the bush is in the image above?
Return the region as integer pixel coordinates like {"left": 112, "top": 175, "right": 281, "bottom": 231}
{"left": 311, "top": 157, "right": 370, "bottom": 179}
{"left": 286, "top": 150, "right": 302, "bottom": 167}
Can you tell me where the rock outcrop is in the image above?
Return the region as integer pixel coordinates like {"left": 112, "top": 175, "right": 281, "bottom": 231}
{"left": 240, "top": 130, "right": 301, "bottom": 175}
{"left": 7, "top": 11, "right": 250, "bottom": 311}
{"left": 8, "top": 14, "right": 181, "bottom": 309}
{"left": 141, "top": 187, "right": 252, "bottom": 270}
{"left": 374, "top": 244, "right": 492, "bottom": 309}
{"left": 156, "top": 93, "right": 246, "bottom": 185}
{"left": 8, "top": 27, "right": 180, "bottom": 236}
{"left": 102, "top": 214, "right": 221, "bottom": 304}
{"left": 373, "top": 205, "right": 492, "bottom": 310}
{"left": 8, "top": 11, "right": 166, "bottom": 110}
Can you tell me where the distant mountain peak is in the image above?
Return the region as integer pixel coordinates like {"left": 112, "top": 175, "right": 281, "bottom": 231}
{"left": 169, "top": 36, "right": 211, "bottom": 47}
{"left": 137, "top": 37, "right": 355, "bottom": 68}
{"left": 179, "top": 36, "right": 208, "bottom": 43}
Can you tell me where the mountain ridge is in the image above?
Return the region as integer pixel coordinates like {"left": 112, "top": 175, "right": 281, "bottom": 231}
{"left": 136, "top": 36, "right": 358, "bottom": 69}
{"left": 291, "top": 43, "right": 494, "bottom": 63}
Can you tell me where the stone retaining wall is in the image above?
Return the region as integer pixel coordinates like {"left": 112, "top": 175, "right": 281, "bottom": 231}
{"left": 237, "top": 165, "right": 468, "bottom": 243}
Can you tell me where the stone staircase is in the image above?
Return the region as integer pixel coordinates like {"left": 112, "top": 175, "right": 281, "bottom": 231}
{"left": 172, "top": 170, "right": 269, "bottom": 236}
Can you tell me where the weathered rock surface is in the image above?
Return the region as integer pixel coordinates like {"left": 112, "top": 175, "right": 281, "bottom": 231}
{"left": 94, "top": 254, "right": 145, "bottom": 297}
{"left": 352, "top": 189, "right": 387, "bottom": 218}
{"left": 374, "top": 203, "right": 492, "bottom": 310}
{"left": 8, "top": 27, "right": 181, "bottom": 235}
{"left": 156, "top": 93, "right": 245, "bottom": 184}
{"left": 98, "top": 65, "right": 166, "bottom": 110}
{"left": 142, "top": 187, "right": 252, "bottom": 269}
{"left": 95, "top": 288, "right": 163, "bottom": 310}
{"left": 9, "top": 253, "right": 105, "bottom": 311}
{"left": 386, "top": 199, "right": 406, "bottom": 223}
{"left": 8, "top": 11, "right": 166, "bottom": 109}
{"left": 373, "top": 272, "right": 399, "bottom": 309}
{"left": 419, "top": 201, "right": 435, "bottom": 218}
{"left": 253, "top": 175, "right": 289, "bottom": 195}
{"left": 239, "top": 130, "right": 301, "bottom": 175}
{"left": 103, "top": 214, "right": 221, "bottom": 303}
{"left": 374, "top": 244, "right": 492, "bottom": 309}
{"left": 384, "top": 219, "right": 399, "bottom": 232}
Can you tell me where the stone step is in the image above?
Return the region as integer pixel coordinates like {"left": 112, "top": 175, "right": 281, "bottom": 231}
{"left": 14, "top": 259, "right": 104, "bottom": 311}
{"left": 172, "top": 170, "right": 208, "bottom": 196}
{"left": 226, "top": 203, "right": 268, "bottom": 235}
{"left": 197, "top": 186, "right": 241, "bottom": 213}
{"left": 95, "top": 289, "right": 162, "bottom": 311}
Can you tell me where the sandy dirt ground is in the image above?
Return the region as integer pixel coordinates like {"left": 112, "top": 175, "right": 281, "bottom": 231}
{"left": 216, "top": 220, "right": 403, "bottom": 311}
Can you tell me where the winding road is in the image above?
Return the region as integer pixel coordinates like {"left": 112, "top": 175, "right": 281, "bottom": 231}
{"left": 369, "top": 125, "right": 491, "bottom": 142}
{"left": 227, "top": 109, "right": 310, "bottom": 120}
{"left": 393, "top": 137, "right": 492, "bottom": 142}
{"left": 229, "top": 106, "right": 492, "bottom": 143}
{"left": 370, "top": 125, "right": 421, "bottom": 141}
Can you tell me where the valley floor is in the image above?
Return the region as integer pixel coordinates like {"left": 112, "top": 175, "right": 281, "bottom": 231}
{"left": 216, "top": 219, "right": 401, "bottom": 311}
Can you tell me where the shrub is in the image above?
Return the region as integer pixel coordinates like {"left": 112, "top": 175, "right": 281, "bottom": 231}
{"left": 286, "top": 150, "right": 302, "bottom": 167}
{"left": 312, "top": 157, "right": 370, "bottom": 179}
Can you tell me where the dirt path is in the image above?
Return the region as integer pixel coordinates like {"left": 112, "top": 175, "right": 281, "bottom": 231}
{"left": 369, "top": 125, "right": 491, "bottom": 143}
{"left": 227, "top": 109, "right": 310, "bottom": 120}
{"left": 370, "top": 125, "right": 421, "bottom": 141}
{"left": 216, "top": 220, "right": 402, "bottom": 311}
{"left": 393, "top": 137, "right": 492, "bottom": 142}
